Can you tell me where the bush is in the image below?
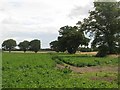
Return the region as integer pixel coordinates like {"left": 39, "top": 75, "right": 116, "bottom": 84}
{"left": 76, "top": 63, "right": 86, "bottom": 67}
{"left": 95, "top": 45, "right": 108, "bottom": 57}
{"left": 87, "top": 63, "right": 97, "bottom": 67}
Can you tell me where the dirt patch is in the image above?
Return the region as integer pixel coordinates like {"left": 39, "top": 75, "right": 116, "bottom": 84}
{"left": 107, "top": 54, "right": 119, "bottom": 58}
{"left": 76, "top": 52, "right": 119, "bottom": 58}
{"left": 4, "top": 51, "right": 56, "bottom": 53}
{"left": 76, "top": 52, "right": 97, "bottom": 55}
{"left": 56, "top": 64, "right": 65, "bottom": 69}
{"left": 56, "top": 64, "right": 118, "bottom": 73}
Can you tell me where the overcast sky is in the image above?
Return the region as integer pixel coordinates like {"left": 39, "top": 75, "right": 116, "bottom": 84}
{"left": 0, "top": 0, "right": 118, "bottom": 48}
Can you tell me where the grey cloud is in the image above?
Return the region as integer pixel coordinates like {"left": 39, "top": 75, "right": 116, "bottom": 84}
{"left": 68, "top": 1, "right": 93, "bottom": 19}
{"left": 2, "top": 16, "right": 55, "bottom": 26}
{"left": 0, "top": 8, "right": 5, "bottom": 12}
{"left": 69, "top": 6, "right": 89, "bottom": 18}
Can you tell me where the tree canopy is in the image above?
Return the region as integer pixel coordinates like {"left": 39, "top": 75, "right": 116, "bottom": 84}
{"left": 29, "top": 39, "right": 41, "bottom": 53}
{"left": 2, "top": 39, "right": 17, "bottom": 52}
{"left": 50, "top": 25, "right": 89, "bottom": 54}
{"left": 18, "top": 40, "right": 29, "bottom": 53}
{"left": 78, "top": 1, "right": 120, "bottom": 56}
{"left": 50, "top": 40, "right": 60, "bottom": 52}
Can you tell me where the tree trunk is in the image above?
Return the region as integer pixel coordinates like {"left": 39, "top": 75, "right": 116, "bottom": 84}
{"left": 107, "top": 42, "right": 115, "bottom": 54}
{"left": 9, "top": 48, "right": 11, "bottom": 53}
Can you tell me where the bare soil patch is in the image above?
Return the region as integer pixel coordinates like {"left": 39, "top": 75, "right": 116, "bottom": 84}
{"left": 76, "top": 52, "right": 119, "bottom": 58}
{"left": 76, "top": 52, "right": 97, "bottom": 55}
{"left": 107, "top": 54, "right": 119, "bottom": 58}
{"left": 3, "top": 51, "right": 56, "bottom": 53}
{"left": 56, "top": 64, "right": 118, "bottom": 73}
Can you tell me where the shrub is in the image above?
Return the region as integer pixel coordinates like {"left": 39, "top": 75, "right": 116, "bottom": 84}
{"left": 95, "top": 45, "right": 108, "bottom": 57}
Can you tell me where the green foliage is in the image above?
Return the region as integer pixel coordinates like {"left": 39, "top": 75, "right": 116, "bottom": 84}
{"left": 2, "top": 39, "right": 17, "bottom": 52}
{"left": 51, "top": 56, "right": 63, "bottom": 64}
{"left": 50, "top": 41, "right": 58, "bottom": 52}
{"left": 18, "top": 40, "right": 29, "bottom": 52}
{"left": 29, "top": 39, "right": 41, "bottom": 53}
{"left": 79, "top": 1, "right": 120, "bottom": 56}
{"left": 2, "top": 53, "right": 118, "bottom": 88}
{"left": 56, "top": 54, "right": 118, "bottom": 67}
{"left": 95, "top": 45, "right": 108, "bottom": 57}
{"left": 50, "top": 26, "right": 89, "bottom": 54}
{"left": 61, "top": 68, "right": 72, "bottom": 74}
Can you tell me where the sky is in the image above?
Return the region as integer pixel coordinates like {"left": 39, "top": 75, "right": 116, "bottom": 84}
{"left": 0, "top": 0, "right": 119, "bottom": 48}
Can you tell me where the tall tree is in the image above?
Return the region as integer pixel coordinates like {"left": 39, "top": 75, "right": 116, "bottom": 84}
{"left": 2, "top": 39, "right": 17, "bottom": 52}
{"left": 18, "top": 40, "right": 29, "bottom": 53}
{"left": 79, "top": 1, "right": 120, "bottom": 56}
{"left": 60, "top": 26, "right": 89, "bottom": 54}
{"left": 50, "top": 25, "right": 89, "bottom": 54}
{"left": 29, "top": 39, "right": 41, "bottom": 53}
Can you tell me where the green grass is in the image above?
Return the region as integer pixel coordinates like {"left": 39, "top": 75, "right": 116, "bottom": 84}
{"left": 52, "top": 54, "right": 118, "bottom": 67}
{"left": 2, "top": 52, "right": 118, "bottom": 88}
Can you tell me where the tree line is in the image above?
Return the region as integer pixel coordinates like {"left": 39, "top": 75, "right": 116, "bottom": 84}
{"left": 50, "top": 1, "right": 120, "bottom": 57}
{"left": 2, "top": 39, "right": 41, "bottom": 53}
{"left": 1, "top": 1, "right": 120, "bottom": 57}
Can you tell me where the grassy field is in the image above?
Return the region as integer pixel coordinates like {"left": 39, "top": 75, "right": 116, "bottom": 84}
{"left": 53, "top": 54, "right": 118, "bottom": 67}
{"left": 2, "top": 52, "right": 118, "bottom": 88}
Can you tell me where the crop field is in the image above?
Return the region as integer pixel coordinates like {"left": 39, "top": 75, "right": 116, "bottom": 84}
{"left": 2, "top": 52, "right": 118, "bottom": 88}
{"left": 53, "top": 54, "right": 118, "bottom": 67}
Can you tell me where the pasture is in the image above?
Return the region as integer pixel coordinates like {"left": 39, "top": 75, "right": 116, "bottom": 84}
{"left": 2, "top": 52, "right": 118, "bottom": 88}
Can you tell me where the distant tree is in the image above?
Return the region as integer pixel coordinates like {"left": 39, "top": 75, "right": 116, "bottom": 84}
{"left": 50, "top": 40, "right": 60, "bottom": 52}
{"left": 18, "top": 40, "right": 29, "bottom": 53}
{"left": 50, "top": 38, "right": 66, "bottom": 52}
{"left": 60, "top": 26, "right": 90, "bottom": 54}
{"left": 79, "top": 1, "right": 120, "bottom": 56}
{"left": 29, "top": 39, "right": 41, "bottom": 53}
{"left": 2, "top": 39, "right": 17, "bottom": 52}
{"left": 50, "top": 25, "right": 89, "bottom": 54}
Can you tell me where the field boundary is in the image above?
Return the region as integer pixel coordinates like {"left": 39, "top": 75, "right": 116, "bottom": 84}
{"left": 56, "top": 63, "right": 118, "bottom": 73}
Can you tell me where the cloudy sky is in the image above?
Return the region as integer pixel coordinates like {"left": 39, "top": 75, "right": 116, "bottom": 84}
{"left": 1, "top": 0, "right": 117, "bottom": 48}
